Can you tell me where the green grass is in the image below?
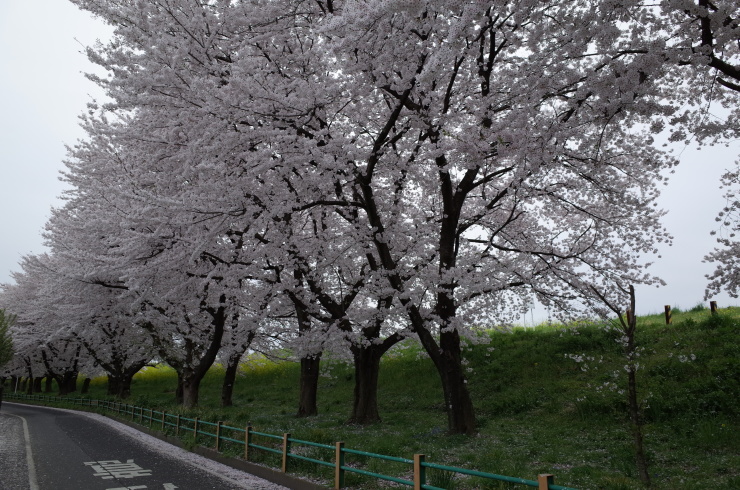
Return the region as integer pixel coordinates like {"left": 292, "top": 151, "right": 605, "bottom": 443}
{"left": 36, "top": 308, "right": 740, "bottom": 489}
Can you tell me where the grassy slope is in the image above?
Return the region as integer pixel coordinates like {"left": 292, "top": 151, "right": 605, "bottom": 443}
{"left": 79, "top": 307, "right": 739, "bottom": 489}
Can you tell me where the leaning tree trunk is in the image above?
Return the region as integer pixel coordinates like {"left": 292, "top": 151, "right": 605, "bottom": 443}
{"left": 221, "top": 354, "right": 241, "bottom": 407}
{"left": 297, "top": 354, "right": 322, "bottom": 417}
{"left": 415, "top": 325, "right": 476, "bottom": 435}
{"left": 175, "top": 372, "right": 184, "bottom": 405}
{"left": 221, "top": 332, "right": 254, "bottom": 408}
{"left": 624, "top": 291, "right": 651, "bottom": 487}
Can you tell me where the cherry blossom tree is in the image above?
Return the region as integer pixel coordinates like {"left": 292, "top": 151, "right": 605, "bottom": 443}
{"left": 0, "top": 254, "right": 94, "bottom": 395}
{"left": 64, "top": 0, "right": 698, "bottom": 435}
{"left": 303, "top": 0, "right": 679, "bottom": 434}
{"left": 653, "top": 0, "right": 739, "bottom": 300}
{"left": 705, "top": 166, "right": 740, "bottom": 298}
{"left": 0, "top": 310, "right": 13, "bottom": 370}
{"left": 0, "top": 309, "right": 15, "bottom": 406}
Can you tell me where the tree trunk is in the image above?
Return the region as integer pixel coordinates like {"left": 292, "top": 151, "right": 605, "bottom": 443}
{"left": 175, "top": 373, "right": 184, "bottom": 405}
{"left": 106, "top": 360, "right": 145, "bottom": 399}
{"left": 437, "top": 330, "right": 476, "bottom": 435}
{"left": 297, "top": 354, "right": 322, "bottom": 417}
{"left": 107, "top": 375, "right": 121, "bottom": 397}
{"left": 118, "top": 374, "right": 134, "bottom": 399}
{"left": 221, "top": 355, "right": 241, "bottom": 407}
{"left": 624, "top": 293, "right": 650, "bottom": 487}
{"left": 160, "top": 301, "right": 227, "bottom": 408}
{"left": 348, "top": 347, "right": 382, "bottom": 424}
{"left": 181, "top": 374, "right": 202, "bottom": 409}
{"left": 65, "top": 371, "right": 78, "bottom": 394}
{"left": 628, "top": 367, "right": 651, "bottom": 486}
{"left": 25, "top": 377, "right": 34, "bottom": 395}
{"left": 81, "top": 377, "right": 92, "bottom": 394}
{"left": 57, "top": 371, "right": 78, "bottom": 395}
{"left": 56, "top": 376, "right": 69, "bottom": 395}
{"left": 33, "top": 377, "right": 43, "bottom": 393}
{"left": 416, "top": 325, "right": 476, "bottom": 435}
{"left": 45, "top": 376, "right": 53, "bottom": 393}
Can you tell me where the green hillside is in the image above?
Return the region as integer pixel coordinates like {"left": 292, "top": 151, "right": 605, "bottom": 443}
{"left": 51, "top": 307, "right": 740, "bottom": 488}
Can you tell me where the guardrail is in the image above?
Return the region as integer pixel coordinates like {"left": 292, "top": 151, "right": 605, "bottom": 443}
{"left": 4, "top": 393, "right": 576, "bottom": 490}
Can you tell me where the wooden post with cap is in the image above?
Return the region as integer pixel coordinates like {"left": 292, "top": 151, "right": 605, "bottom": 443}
{"left": 334, "top": 442, "right": 345, "bottom": 489}
{"left": 538, "top": 474, "right": 554, "bottom": 490}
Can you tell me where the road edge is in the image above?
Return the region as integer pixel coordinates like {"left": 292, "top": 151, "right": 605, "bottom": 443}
{"left": 5, "top": 401, "right": 326, "bottom": 490}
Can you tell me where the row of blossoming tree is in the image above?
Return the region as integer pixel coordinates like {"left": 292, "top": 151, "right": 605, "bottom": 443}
{"left": 0, "top": 0, "right": 737, "bottom": 436}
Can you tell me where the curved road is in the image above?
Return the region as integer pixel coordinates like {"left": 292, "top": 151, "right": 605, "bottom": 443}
{"left": 0, "top": 402, "right": 288, "bottom": 490}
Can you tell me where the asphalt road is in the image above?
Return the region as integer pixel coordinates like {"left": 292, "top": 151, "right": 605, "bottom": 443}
{"left": 0, "top": 402, "right": 287, "bottom": 490}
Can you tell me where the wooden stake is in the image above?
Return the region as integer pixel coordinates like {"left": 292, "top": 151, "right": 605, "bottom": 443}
{"left": 282, "top": 433, "right": 291, "bottom": 473}
{"left": 334, "top": 442, "right": 345, "bottom": 490}
{"left": 244, "top": 426, "right": 252, "bottom": 461}
{"left": 664, "top": 305, "right": 672, "bottom": 325}
{"left": 414, "top": 454, "right": 426, "bottom": 490}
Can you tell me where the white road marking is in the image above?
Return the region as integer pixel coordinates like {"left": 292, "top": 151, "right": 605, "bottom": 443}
{"left": 5, "top": 412, "right": 40, "bottom": 490}
{"left": 85, "top": 459, "right": 152, "bottom": 479}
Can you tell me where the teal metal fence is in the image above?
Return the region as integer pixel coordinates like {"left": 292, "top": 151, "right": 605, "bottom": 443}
{"left": 4, "top": 393, "right": 577, "bottom": 490}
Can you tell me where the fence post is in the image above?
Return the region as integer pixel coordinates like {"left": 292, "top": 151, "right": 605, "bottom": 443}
{"left": 282, "top": 433, "right": 291, "bottom": 473}
{"left": 176, "top": 414, "right": 181, "bottom": 436}
{"left": 162, "top": 411, "right": 166, "bottom": 430}
{"left": 710, "top": 301, "right": 718, "bottom": 315}
{"left": 664, "top": 305, "right": 672, "bottom": 325}
{"left": 538, "top": 474, "right": 554, "bottom": 490}
{"left": 414, "top": 454, "right": 426, "bottom": 490}
{"left": 216, "top": 422, "right": 222, "bottom": 452}
{"left": 194, "top": 417, "right": 199, "bottom": 440}
{"left": 149, "top": 409, "right": 153, "bottom": 427}
{"left": 245, "top": 426, "right": 252, "bottom": 461}
{"left": 334, "top": 442, "right": 345, "bottom": 490}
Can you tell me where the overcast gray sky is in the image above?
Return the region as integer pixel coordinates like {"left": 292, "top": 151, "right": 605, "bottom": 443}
{"left": 1, "top": 1, "right": 737, "bottom": 319}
